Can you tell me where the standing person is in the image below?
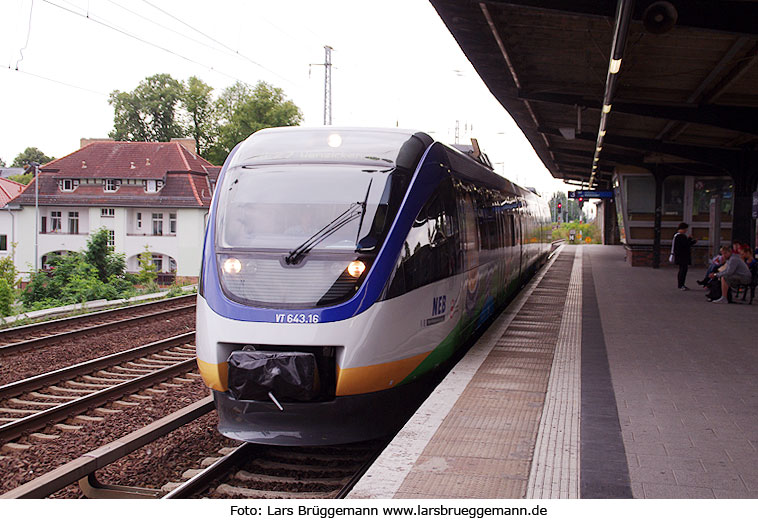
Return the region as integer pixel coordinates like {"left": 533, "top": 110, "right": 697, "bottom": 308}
{"left": 672, "top": 222, "right": 697, "bottom": 290}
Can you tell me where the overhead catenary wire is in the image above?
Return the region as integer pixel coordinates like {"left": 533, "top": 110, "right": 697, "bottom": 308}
{"left": 137, "top": 0, "right": 298, "bottom": 87}
{"left": 4, "top": 65, "right": 109, "bottom": 96}
{"left": 39, "top": 0, "right": 269, "bottom": 88}
{"left": 102, "top": 0, "right": 245, "bottom": 65}
{"left": 14, "top": 0, "right": 35, "bottom": 70}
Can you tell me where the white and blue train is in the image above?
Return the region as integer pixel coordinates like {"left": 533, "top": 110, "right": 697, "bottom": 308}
{"left": 196, "top": 127, "right": 551, "bottom": 445}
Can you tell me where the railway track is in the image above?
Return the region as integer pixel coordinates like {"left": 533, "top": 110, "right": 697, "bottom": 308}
{"left": 2, "top": 395, "right": 385, "bottom": 500}
{"left": 0, "top": 295, "right": 196, "bottom": 356}
{"left": 165, "top": 440, "right": 385, "bottom": 499}
{"left": 0, "top": 333, "right": 197, "bottom": 446}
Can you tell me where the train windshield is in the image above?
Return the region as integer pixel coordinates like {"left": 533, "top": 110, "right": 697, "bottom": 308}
{"left": 216, "top": 164, "right": 393, "bottom": 252}
{"left": 214, "top": 164, "right": 396, "bottom": 308}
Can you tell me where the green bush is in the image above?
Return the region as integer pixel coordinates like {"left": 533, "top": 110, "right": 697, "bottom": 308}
{"left": 0, "top": 278, "right": 13, "bottom": 317}
{"left": 0, "top": 255, "right": 17, "bottom": 285}
{"left": 551, "top": 221, "right": 601, "bottom": 244}
{"left": 20, "top": 230, "right": 136, "bottom": 311}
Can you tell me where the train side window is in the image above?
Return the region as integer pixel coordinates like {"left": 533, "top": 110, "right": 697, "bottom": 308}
{"left": 508, "top": 215, "right": 515, "bottom": 247}
{"left": 384, "top": 179, "right": 459, "bottom": 300}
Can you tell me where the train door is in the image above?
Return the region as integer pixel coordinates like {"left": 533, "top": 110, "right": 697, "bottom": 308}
{"left": 515, "top": 208, "right": 523, "bottom": 278}
{"left": 456, "top": 188, "right": 480, "bottom": 327}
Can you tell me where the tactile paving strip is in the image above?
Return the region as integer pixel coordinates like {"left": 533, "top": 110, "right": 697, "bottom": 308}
{"left": 527, "top": 247, "right": 583, "bottom": 498}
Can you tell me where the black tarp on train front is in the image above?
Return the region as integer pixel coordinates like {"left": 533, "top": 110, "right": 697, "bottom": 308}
{"left": 227, "top": 347, "right": 320, "bottom": 401}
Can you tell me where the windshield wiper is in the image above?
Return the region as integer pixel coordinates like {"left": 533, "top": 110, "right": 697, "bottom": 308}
{"left": 285, "top": 202, "right": 363, "bottom": 265}
{"left": 354, "top": 179, "right": 373, "bottom": 246}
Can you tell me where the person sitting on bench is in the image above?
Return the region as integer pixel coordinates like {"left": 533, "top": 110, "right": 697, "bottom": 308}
{"left": 697, "top": 246, "right": 726, "bottom": 287}
{"left": 708, "top": 245, "right": 752, "bottom": 303}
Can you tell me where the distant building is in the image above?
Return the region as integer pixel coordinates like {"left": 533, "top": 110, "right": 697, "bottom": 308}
{"left": 0, "top": 177, "right": 26, "bottom": 263}
{"left": 9, "top": 138, "right": 220, "bottom": 282}
{"left": 0, "top": 168, "right": 25, "bottom": 179}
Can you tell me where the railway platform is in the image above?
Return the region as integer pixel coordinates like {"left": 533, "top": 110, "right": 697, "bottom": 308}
{"left": 348, "top": 244, "right": 758, "bottom": 499}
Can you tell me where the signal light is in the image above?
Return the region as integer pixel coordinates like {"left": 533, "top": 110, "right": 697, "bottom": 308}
{"left": 347, "top": 260, "right": 366, "bottom": 278}
{"left": 578, "top": 197, "right": 584, "bottom": 202}
{"left": 557, "top": 202, "right": 562, "bottom": 209}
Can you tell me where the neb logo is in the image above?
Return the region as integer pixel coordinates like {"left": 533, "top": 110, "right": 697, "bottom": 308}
{"left": 432, "top": 295, "right": 446, "bottom": 316}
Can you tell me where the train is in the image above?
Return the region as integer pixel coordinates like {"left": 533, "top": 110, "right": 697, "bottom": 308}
{"left": 195, "top": 127, "right": 551, "bottom": 445}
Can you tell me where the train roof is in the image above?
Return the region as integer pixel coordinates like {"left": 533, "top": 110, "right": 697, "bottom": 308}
{"left": 232, "top": 127, "right": 541, "bottom": 201}
{"left": 231, "top": 127, "right": 433, "bottom": 171}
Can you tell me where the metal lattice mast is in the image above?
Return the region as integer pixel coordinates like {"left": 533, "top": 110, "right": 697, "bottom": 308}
{"left": 323, "top": 45, "right": 333, "bottom": 125}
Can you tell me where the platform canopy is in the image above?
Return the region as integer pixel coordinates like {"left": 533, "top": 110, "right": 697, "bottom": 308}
{"left": 429, "top": 1, "right": 758, "bottom": 191}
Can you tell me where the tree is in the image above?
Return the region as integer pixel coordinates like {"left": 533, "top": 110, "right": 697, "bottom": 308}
{"left": 84, "top": 228, "right": 125, "bottom": 282}
{"left": 548, "top": 191, "right": 587, "bottom": 222}
{"left": 181, "top": 76, "right": 217, "bottom": 159}
{"left": 548, "top": 191, "right": 565, "bottom": 222}
{"left": 11, "top": 147, "right": 54, "bottom": 168}
{"left": 0, "top": 279, "right": 12, "bottom": 317}
{"left": 0, "top": 157, "right": 5, "bottom": 167}
{"left": 0, "top": 255, "right": 17, "bottom": 286}
{"left": 109, "top": 73, "right": 185, "bottom": 142}
{"left": 0, "top": 255, "right": 17, "bottom": 318}
{"left": 108, "top": 75, "right": 303, "bottom": 165}
{"left": 136, "top": 246, "right": 158, "bottom": 287}
{"left": 8, "top": 172, "right": 33, "bottom": 185}
{"left": 207, "top": 80, "right": 302, "bottom": 165}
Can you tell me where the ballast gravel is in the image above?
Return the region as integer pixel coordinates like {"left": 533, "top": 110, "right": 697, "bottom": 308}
{"left": 0, "top": 375, "right": 238, "bottom": 497}
{"left": 0, "top": 310, "right": 195, "bottom": 386}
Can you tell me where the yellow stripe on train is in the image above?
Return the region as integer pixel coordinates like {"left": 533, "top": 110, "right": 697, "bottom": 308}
{"left": 197, "top": 352, "right": 431, "bottom": 397}
{"left": 196, "top": 358, "right": 228, "bottom": 392}
{"left": 335, "top": 351, "right": 431, "bottom": 396}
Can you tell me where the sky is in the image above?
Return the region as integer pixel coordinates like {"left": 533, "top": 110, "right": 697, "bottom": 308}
{"left": 0, "top": 0, "right": 571, "bottom": 198}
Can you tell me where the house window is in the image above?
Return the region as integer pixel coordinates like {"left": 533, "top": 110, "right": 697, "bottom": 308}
{"left": 169, "top": 213, "right": 177, "bottom": 234}
{"left": 137, "top": 212, "right": 142, "bottom": 228}
{"left": 145, "top": 180, "right": 164, "bottom": 193}
{"left": 151, "top": 254, "right": 163, "bottom": 272}
{"left": 107, "top": 230, "right": 115, "bottom": 249}
{"left": 169, "top": 258, "right": 177, "bottom": 273}
{"left": 61, "top": 179, "right": 79, "bottom": 192}
{"left": 152, "top": 213, "right": 163, "bottom": 236}
{"left": 0, "top": 234, "right": 6, "bottom": 251}
{"left": 101, "top": 208, "right": 115, "bottom": 217}
{"left": 68, "top": 211, "right": 79, "bottom": 234}
{"left": 50, "top": 211, "right": 62, "bottom": 232}
{"left": 41, "top": 216, "right": 47, "bottom": 233}
{"left": 104, "top": 179, "right": 120, "bottom": 192}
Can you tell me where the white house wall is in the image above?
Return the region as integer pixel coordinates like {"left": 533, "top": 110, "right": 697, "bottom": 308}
{"left": 12, "top": 205, "right": 206, "bottom": 279}
{"left": 0, "top": 210, "right": 16, "bottom": 261}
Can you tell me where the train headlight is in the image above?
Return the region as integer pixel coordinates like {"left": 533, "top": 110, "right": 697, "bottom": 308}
{"left": 347, "top": 260, "right": 366, "bottom": 278}
{"left": 327, "top": 133, "right": 342, "bottom": 148}
{"left": 222, "top": 257, "right": 242, "bottom": 274}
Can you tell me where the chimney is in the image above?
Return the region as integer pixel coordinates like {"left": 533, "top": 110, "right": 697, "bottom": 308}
{"left": 80, "top": 138, "right": 114, "bottom": 149}
{"left": 171, "top": 137, "right": 197, "bottom": 155}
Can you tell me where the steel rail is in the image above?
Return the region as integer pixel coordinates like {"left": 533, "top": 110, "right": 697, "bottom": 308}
{"left": 0, "top": 294, "right": 194, "bottom": 339}
{"left": 0, "top": 396, "right": 214, "bottom": 499}
{"left": 335, "top": 440, "right": 390, "bottom": 499}
{"left": 0, "top": 358, "right": 198, "bottom": 443}
{"left": 0, "top": 303, "right": 196, "bottom": 356}
{"left": 162, "top": 442, "right": 257, "bottom": 499}
{"left": 0, "top": 332, "right": 195, "bottom": 399}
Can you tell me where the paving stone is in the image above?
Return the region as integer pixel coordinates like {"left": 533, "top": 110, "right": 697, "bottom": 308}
{"left": 641, "top": 482, "right": 714, "bottom": 499}
{"left": 673, "top": 469, "right": 746, "bottom": 491}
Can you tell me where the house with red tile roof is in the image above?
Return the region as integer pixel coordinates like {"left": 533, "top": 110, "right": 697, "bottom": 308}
{"left": 1, "top": 176, "right": 26, "bottom": 264}
{"left": 9, "top": 138, "right": 220, "bottom": 281}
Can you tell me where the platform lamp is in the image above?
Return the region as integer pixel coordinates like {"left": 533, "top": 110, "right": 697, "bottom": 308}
{"left": 23, "top": 161, "right": 40, "bottom": 272}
